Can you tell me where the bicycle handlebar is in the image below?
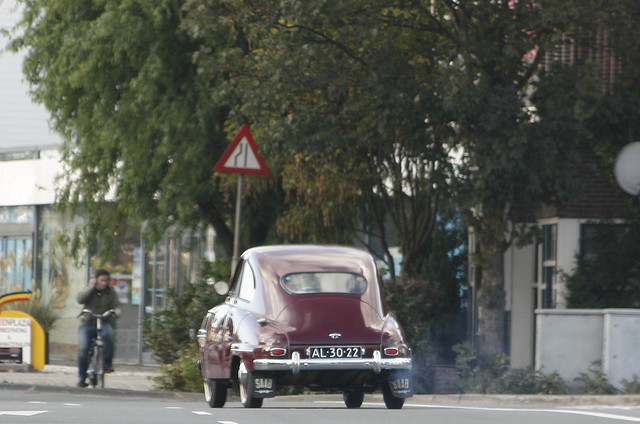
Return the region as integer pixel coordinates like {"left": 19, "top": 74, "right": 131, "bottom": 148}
{"left": 77, "top": 309, "right": 116, "bottom": 319}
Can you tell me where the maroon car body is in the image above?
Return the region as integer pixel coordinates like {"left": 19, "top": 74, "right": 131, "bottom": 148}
{"left": 197, "top": 245, "right": 412, "bottom": 409}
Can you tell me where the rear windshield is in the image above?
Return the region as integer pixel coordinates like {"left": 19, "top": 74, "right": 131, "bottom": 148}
{"left": 281, "top": 272, "right": 367, "bottom": 295}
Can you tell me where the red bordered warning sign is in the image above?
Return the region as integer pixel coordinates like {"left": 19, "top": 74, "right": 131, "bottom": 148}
{"left": 213, "top": 124, "right": 270, "bottom": 176}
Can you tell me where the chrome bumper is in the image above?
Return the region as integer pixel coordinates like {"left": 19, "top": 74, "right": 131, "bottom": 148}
{"left": 253, "top": 350, "right": 411, "bottom": 375}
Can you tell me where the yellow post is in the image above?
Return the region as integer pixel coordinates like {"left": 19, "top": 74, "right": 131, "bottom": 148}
{"left": 0, "top": 310, "right": 46, "bottom": 370}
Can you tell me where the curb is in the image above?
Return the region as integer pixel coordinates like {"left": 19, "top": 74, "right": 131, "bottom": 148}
{"left": 0, "top": 383, "right": 203, "bottom": 401}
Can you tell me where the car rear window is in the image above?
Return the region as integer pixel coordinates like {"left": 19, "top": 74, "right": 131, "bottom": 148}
{"left": 281, "top": 272, "right": 367, "bottom": 295}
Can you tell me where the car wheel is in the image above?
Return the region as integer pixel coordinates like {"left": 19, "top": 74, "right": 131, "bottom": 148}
{"left": 204, "top": 378, "right": 227, "bottom": 408}
{"left": 382, "top": 381, "right": 405, "bottom": 409}
{"left": 238, "top": 361, "right": 263, "bottom": 408}
{"left": 343, "top": 389, "right": 364, "bottom": 408}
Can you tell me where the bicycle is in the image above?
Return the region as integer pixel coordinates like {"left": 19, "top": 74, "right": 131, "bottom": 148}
{"left": 77, "top": 309, "right": 115, "bottom": 388}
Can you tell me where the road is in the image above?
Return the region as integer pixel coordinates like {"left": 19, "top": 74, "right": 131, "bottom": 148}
{"left": 3, "top": 391, "right": 640, "bottom": 424}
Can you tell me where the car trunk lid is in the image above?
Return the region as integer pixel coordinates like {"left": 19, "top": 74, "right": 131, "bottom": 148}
{"left": 274, "top": 295, "right": 383, "bottom": 345}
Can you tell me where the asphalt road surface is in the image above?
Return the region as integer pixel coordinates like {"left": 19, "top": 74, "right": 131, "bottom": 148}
{"left": 3, "top": 391, "right": 640, "bottom": 424}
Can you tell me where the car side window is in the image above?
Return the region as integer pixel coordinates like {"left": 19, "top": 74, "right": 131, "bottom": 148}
{"left": 236, "top": 262, "right": 256, "bottom": 302}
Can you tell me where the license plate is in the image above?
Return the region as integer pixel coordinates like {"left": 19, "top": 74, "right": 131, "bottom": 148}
{"left": 306, "top": 346, "right": 363, "bottom": 359}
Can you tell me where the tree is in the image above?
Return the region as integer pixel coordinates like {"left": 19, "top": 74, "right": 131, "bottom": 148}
{"left": 182, "top": 0, "right": 460, "bottom": 279}
{"left": 9, "top": 0, "right": 280, "bottom": 258}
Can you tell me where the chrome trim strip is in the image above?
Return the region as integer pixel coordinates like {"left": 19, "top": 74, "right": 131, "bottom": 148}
{"left": 231, "top": 343, "right": 255, "bottom": 354}
{"left": 253, "top": 349, "right": 411, "bottom": 374}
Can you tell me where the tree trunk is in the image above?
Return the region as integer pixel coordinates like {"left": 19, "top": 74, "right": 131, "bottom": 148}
{"left": 476, "top": 241, "right": 506, "bottom": 360}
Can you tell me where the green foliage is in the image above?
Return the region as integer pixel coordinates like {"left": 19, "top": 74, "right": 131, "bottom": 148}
{"left": 385, "top": 274, "right": 466, "bottom": 392}
{"left": 5, "top": 290, "right": 60, "bottom": 333}
{"left": 151, "top": 344, "right": 203, "bottom": 393}
{"left": 536, "top": 371, "right": 569, "bottom": 395}
{"left": 9, "top": 0, "right": 278, "bottom": 259}
{"left": 574, "top": 361, "right": 619, "bottom": 395}
{"left": 144, "top": 259, "right": 227, "bottom": 365}
{"left": 565, "top": 221, "right": 640, "bottom": 308}
{"left": 621, "top": 375, "right": 640, "bottom": 394}
{"left": 453, "top": 342, "right": 568, "bottom": 394}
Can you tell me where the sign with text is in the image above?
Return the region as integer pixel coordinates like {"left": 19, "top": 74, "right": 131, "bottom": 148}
{"left": 0, "top": 317, "right": 31, "bottom": 364}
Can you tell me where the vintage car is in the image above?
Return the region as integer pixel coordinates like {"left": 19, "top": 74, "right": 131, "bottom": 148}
{"left": 197, "top": 245, "right": 412, "bottom": 409}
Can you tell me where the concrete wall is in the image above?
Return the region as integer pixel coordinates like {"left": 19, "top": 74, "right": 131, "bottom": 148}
{"left": 505, "top": 241, "right": 535, "bottom": 368}
{"left": 604, "top": 310, "right": 640, "bottom": 387}
{"left": 536, "top": 309, "right": 640, "bottom": 389}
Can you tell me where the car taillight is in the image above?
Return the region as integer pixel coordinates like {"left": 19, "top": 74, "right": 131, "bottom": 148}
{"left": 269, "top": 347, "right": 287, "bottom": 357}
{"left": 384, "top": 347, "right": 399, "bottom": 356}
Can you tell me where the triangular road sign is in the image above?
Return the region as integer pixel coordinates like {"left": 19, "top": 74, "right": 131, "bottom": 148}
{"left": 214, "top": 124, "right": 271, "bottom": 176}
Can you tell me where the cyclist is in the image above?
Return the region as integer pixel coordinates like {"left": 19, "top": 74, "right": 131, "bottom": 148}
{"left": 76, "top": 268, "right": 121, "bottom": 388}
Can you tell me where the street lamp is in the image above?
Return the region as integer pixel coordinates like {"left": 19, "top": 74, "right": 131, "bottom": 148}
{"left": 614, "top": 142, "right": 640, "bottom": 197}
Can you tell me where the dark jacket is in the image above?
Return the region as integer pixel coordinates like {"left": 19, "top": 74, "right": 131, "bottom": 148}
{"left": 77, "top": 285, "right": 121, "bottom": 325}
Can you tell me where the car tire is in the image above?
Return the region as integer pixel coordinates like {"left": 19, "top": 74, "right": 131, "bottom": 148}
{"left": 382, "top": 381, "right": 405, "bottom": 409}
{"left": 204, "top": 378, "right": 227, "bottom": 408}
{"left": 238, "top": 361, "right": 263, "bottom": 408}
{"left": 343, "top": 389, "right": 364, "bottom": 408}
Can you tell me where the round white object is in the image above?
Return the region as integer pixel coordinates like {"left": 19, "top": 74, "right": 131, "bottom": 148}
{"left": 614, "top": 142, "right": 640, "bottom": 196}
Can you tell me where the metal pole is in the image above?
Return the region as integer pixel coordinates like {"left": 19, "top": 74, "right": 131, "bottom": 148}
{"left": 137, "top": 237, "right": 147, "bottom": 365}
{"left": 232, "top": 175, "right": 243, "bottom": 277}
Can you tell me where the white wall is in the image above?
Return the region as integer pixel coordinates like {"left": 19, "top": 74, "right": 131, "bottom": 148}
{"left": 604, "top": 310, "right": 640, "bottom": 387}
{"left": 0, "top": 153, "right": 62, "bottom": 206}
{"left": 505, "top": 240, "right": 535, "bottom": 368}
{"left": 536, "top": 309, "right": 640, "bottom": 389}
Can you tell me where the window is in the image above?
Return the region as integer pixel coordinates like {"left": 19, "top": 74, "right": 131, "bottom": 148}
{"left": 236, "top": 263, "right": 256, "bottom": 302}
{"left": 580, "top": 223, "right": 627, "bottom": 264}
{"left": 537, "top": 224, "right": 557, "bottom": 308}
{"left": 281, "top": 272, "right": 367, "bottom": 295}
{"left": 0, "top": 236, "right": 33, "bottom": 292}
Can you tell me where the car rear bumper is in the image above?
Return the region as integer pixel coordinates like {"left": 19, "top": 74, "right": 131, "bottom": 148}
{"left": 253, "top": 350, "right": 411, "bottom": 375}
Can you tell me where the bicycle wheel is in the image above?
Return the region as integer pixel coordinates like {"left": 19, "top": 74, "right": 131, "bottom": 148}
{"left": 86, "top": 339, "right": 96, "bottom": 386}
{"left": 94, "top": 346, "right": 105, "bottom": 388}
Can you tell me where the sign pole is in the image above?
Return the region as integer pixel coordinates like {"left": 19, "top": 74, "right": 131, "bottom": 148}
{"left": 232, "top": 175, "right": 243, "bottom": 276}
{"left": 213, "top": 124, "right": 271, "bottom": 279}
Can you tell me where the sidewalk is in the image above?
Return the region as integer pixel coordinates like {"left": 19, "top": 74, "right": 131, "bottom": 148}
{"left": 0, "top": 363, "right": 158, "bottom": 391}
{"left": 3, "top": 361, "right": 640, "bottom": 406}
{"left": 0, "top": 357, "right": 206, "bottom": 399}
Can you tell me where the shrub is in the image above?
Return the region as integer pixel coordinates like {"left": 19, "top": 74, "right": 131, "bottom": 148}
{"left": 574, "top": 361, "right": 618, "bottom": 394}
{"left": 151, "top": 344, "right": 203, "bottom": 392}
{"left": 145, "top": 259, "right": 228, "bottom": 391}
{"left": 144, "top": 259, "right": 228, "bottom": 364}
{"left": 498, "top": 368, "right": 538, "bottom": 394}
{"left": 453, "top": 342, "right": 569, "bottom": 395}
{"left": 621, "top": 375, "right": 640, "bottom": 394}
{"left": 536, "top": 371, "right": 568, "bottom": 395}
{"left": 5, "top": 289, "right": 60, "bottom": 332}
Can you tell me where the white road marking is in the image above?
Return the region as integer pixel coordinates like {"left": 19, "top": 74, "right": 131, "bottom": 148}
{"left": 192, "top": 411, "right": 212, "bottom": 415}
{"left": 407, "top": 403, "right": 640, "bottom": 422}
{"left": 218, "top": 421, "right": 239, "bottom": 424}
{"left": 317, "top": 401, "right": 640, "bottom": 422}
{"left": 0, "top": 411, "right": 48, "bottom": 416}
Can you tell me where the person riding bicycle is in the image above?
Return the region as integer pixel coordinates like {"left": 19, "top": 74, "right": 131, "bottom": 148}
{"left": 76, "top": 268, "right": 121, "bottom": 388}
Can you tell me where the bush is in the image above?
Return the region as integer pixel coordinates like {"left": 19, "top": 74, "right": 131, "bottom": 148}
{"left": 151, "top": 344, "right": 203, "bottom": 392}
{"left": 385, "top": 277, "right": 466, "bottom": 393}
{"left": 144, "top": 259, "right": 228, "bottom": 364}
{"left": 574, "top": 361, "right": 618, "bottom": 394}
{"left": 5, "top": 289, "right": 60, "bottom": 332}
{"left": 145, "top": 259, "right": 228, "bottom": 390}
{"left": 453, "top": 341, "right": 508, "bottom": 393}
{"left": 453, "top": 342, "right": 569, "bottom": 394}
{"left": 536, "top": 371, "right": 568, "bottom": 395}
{"left": 621, "top": 375, "right": 640, "bottom": 394}
{"left": 498, "top": 368, "right": 538, "bottom": 394}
